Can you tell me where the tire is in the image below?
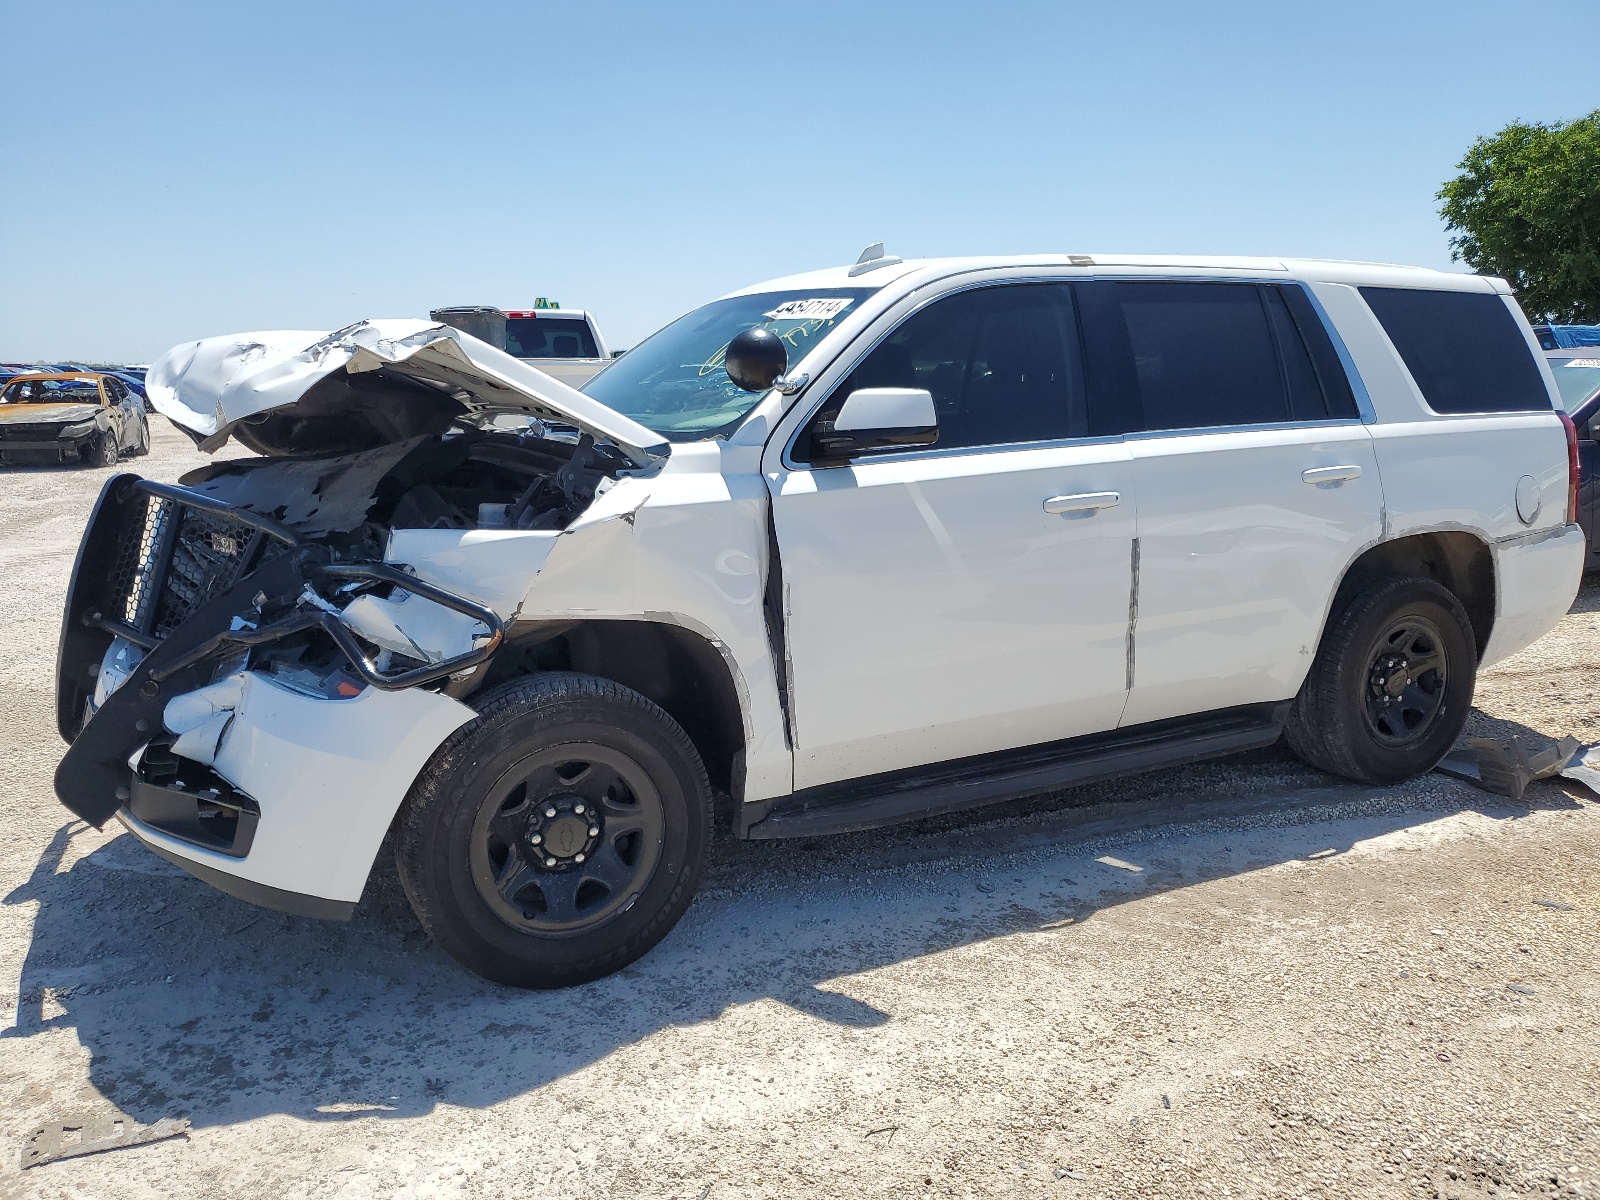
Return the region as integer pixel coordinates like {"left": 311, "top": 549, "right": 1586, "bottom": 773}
{"left": 1286, "top": 576, "right": 1477, "bottom": 784}
{"left": 90, "top": 431, "right": 118, "bottom": 468}
{"left": 130, "top": 416, "right": 150, "bottom": 457}
{"left": 395, "top": 672, "right": 712, "bottom": 988}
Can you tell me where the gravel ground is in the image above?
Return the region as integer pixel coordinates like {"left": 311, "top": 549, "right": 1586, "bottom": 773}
{"left": 1, "top": 424, "right": 1598, "bottom": 1200}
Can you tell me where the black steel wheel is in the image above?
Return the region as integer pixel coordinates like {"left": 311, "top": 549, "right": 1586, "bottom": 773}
{"left": 470, "top": 744, "right": 666, "bottom": 935}
{"left": 1361, "top": 615, "right": 1449, "bottom": 748}
{"left": 1287, "top": 576, "right": 1476, "bottom": 784}
{"left": 396, "top": 672, "right": 711, "bottom": 988}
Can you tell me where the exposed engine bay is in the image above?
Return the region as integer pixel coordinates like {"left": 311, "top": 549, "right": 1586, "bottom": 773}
{"left": 184, "top": 421, "right": 627, "bottom": 541}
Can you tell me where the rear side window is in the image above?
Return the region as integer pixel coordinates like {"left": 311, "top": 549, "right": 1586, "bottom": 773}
{"left": 1075, "top": 280, "right": 1358, "bottom": 433}
{"left": 505, "top": 317, "right": 598, "bottom": 359}
{"left": 1359, "top": 287, "right": 1551, "bottom": 414}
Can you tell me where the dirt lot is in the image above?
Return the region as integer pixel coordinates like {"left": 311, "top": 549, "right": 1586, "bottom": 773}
{"left": 1, "top": 423, "right": 1598, "bottom": 1200}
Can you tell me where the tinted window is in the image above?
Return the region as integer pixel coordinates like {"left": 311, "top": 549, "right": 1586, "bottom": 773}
{"left": 505, "top": 317, "right": 599, "bottom": 359}
{"left": 1360, "top": 287, "right": 1551, "bottom": 414}
{"left": 1116, "top": 282, "right": 1287, "bottom": 430}
{"left": 1276, "top": 284, "right": 1360, "bottom": 420}
{"left": 806, "top": 284, "right": 1084, "bottom": 457}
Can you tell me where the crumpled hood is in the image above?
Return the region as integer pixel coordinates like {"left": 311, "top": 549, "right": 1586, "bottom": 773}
{"left": 0, "top": 403, "right": 101, "bottom": 426}
{"left": 147, "top": 319, "right": 669, "bottom": 466}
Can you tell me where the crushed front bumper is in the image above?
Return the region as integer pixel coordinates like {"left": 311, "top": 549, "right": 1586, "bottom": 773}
{"left": 54, "top": 474, "right": 492, "bottom": 914}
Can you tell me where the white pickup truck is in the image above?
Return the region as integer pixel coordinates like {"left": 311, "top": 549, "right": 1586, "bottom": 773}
{"left": 429, "top": 304, "right": 612, "bottom": 387}
{"left": 55, "top": 249, "right": 1583, "bottom": 989}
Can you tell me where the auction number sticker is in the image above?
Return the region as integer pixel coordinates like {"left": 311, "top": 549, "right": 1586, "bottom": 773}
{"left": 1566, "top": 359, "right": 1600, "bottom": 368}
{"left": 764, "top": 298, "right": 855, "bottom": 321}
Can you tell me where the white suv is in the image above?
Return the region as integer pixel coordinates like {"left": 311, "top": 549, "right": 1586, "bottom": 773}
{"left": 54, "top": 251, "right": 1583, "bottom": 987}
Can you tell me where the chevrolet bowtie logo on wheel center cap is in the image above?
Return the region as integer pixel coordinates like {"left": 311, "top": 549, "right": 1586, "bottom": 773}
{"left": 543, "top": 815, "right": 590, "bottom": 858}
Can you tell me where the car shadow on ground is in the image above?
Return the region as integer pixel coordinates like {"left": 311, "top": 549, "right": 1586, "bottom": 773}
{"left": 3, "top": 735, "right": 1586, "bottom": 1133}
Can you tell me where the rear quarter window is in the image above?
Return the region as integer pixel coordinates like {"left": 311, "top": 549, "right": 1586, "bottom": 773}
{"left": 1359, "top": 287, "right": 1551, "bottom": 414}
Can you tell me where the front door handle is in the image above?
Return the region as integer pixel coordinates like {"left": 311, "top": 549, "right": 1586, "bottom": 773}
{"left": 1043, "top": 491, "right": 1120, "bottom": 515}
{"left": 1301, "top": 465, "right": 1363, "bottom": 486}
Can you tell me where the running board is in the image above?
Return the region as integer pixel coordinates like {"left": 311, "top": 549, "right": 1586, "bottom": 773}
{"left": 741, "top": 702, "right": 1289, "bottom": 840}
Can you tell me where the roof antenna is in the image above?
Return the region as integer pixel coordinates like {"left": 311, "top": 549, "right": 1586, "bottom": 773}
{"left": 848, "top": 241, "right": 903, "bottom": 277}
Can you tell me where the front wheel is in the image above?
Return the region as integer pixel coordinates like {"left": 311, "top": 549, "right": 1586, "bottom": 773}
{"left": 89, "top": 431, "right": 118, "bottom": 468}
{"left": 1286, "top": 576, "right": 1477, "bottom": 784}
{"left": 395, "top": 672, "right": 712, "bottom": 988}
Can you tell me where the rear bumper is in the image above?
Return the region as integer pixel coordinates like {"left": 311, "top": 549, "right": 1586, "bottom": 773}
{"left": 1481, "top": 523, "right": 1587, "bottom": 668}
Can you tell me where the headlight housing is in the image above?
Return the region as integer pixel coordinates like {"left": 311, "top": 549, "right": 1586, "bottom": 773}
{"left": 59, "top": 421, "right": 97, "bottom": 439}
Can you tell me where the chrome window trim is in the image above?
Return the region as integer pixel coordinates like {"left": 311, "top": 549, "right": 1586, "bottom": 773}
{"left": 778, "top": 272, "right": 1376, "bottom": 471}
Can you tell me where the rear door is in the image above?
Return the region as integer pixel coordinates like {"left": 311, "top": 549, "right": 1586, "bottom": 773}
{"left": 769, "top": 282, "right": 1138, "bottom": 790}
{"left": 1076, "top": 279, "right": 1385, "bottom": 726}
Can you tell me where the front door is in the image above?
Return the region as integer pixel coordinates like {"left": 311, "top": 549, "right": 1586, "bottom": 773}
{"left": 769, "top": 282, "right": 1137, "bottom": 791}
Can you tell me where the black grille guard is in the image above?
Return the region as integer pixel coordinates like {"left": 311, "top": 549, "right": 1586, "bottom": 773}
{"left": 55, "top": 475, "right": 505, "bottom": 826}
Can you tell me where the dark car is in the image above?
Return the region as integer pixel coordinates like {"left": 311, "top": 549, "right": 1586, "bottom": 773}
{"left": 1548, "top": 350, "right": 1600, "bottom": 567}
{"left": 0, "top": 373, "right": 149, "bottom": 466}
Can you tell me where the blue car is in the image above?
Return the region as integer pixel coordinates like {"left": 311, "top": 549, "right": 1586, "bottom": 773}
{"left": 1535, "top": 324, "right": 1600, "bottom": 351}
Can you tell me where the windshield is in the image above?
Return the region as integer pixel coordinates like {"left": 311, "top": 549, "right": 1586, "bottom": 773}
{"left": 0, "top": 378, "right": 101, "bottom": 404}
{"left": 583, "top": 288, "right": 876, "bottom": 438}
{"left": 506, "top": 316, "right": 598, "bottom": 359}
{"left": 1549, "top": 359, "right": 1600, "bottom": 411}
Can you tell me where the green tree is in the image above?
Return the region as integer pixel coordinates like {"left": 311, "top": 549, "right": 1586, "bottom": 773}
{"left": 1439, "top": 111, "right": 1600, "bottom": 323}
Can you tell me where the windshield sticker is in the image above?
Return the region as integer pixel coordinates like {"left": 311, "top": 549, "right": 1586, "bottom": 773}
{"left": 763, "top": 298, "right": 855, "bottom": 322}
{"left": 1564, "top": 359, "right": 1600, "bottom": 368}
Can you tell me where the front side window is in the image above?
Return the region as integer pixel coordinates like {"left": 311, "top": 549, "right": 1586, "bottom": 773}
{"left": 798, "top": 283, "right": 1085, "bottom": 460}
{"left": 584, "top": 287, "right": 875, "bottom": 440}
{"left": 506, "top": 317, "right": 598, "bottom": 359}
{"left": 1360, "top": 287, "right": 1551, "bottom": 414}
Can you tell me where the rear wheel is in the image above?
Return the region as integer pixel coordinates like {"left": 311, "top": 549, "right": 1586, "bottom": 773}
{"left": 1286, "top": 576, "right": 1476, "bottom": 784}
{"left": 130, "top": 415, "right": 150, "bottom": 456}
{"left": 396, "top": 672, "right": 712, "bottom": 988}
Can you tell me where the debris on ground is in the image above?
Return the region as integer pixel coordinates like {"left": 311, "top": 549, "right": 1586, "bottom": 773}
{"left": 1096, "top": 855, "right": 1143, "bottom": 872}
{"left": 21, "top": 1112, "right": 189, "bottom": 1169}
{"left": 1434, "top": 735, "right": 1583, "bottom": 800}
{"left": 1533, "top": 898, "right": 1577, "bottom": 911}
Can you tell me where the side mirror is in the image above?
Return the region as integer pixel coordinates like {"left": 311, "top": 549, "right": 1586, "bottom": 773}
{"left": 813, "top": 388, "right": 938, "bottom": 460}
{"left": 725, "top": 327, "right": 788, "bottom": 393}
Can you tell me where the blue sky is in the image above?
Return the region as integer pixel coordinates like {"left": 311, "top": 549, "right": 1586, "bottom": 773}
{"left": 0, "top": 0, "right": 1591, "bottom": 362}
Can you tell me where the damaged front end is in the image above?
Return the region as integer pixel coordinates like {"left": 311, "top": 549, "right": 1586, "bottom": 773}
{"left": 54, "top": 321, "right": 666, "bottom": 916}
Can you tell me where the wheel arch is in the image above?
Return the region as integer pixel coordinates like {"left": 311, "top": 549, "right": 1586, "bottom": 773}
{"left": 1329, "top": 531, "right": 1496, "bottom": 659}
{"left": 468, "top": 616, "right": 750, "bottom": 801}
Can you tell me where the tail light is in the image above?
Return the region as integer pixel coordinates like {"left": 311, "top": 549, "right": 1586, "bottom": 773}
{"left": 1559, "top": 411, "right": 1581, "bottom": 525}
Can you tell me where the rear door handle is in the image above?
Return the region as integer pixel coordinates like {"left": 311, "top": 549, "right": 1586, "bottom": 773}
{"left": 1043, "top": 491, "right": 1120, "bottom": 515}
{"left": 1301, "top": 465, "right": 1363, "bottom": 486}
